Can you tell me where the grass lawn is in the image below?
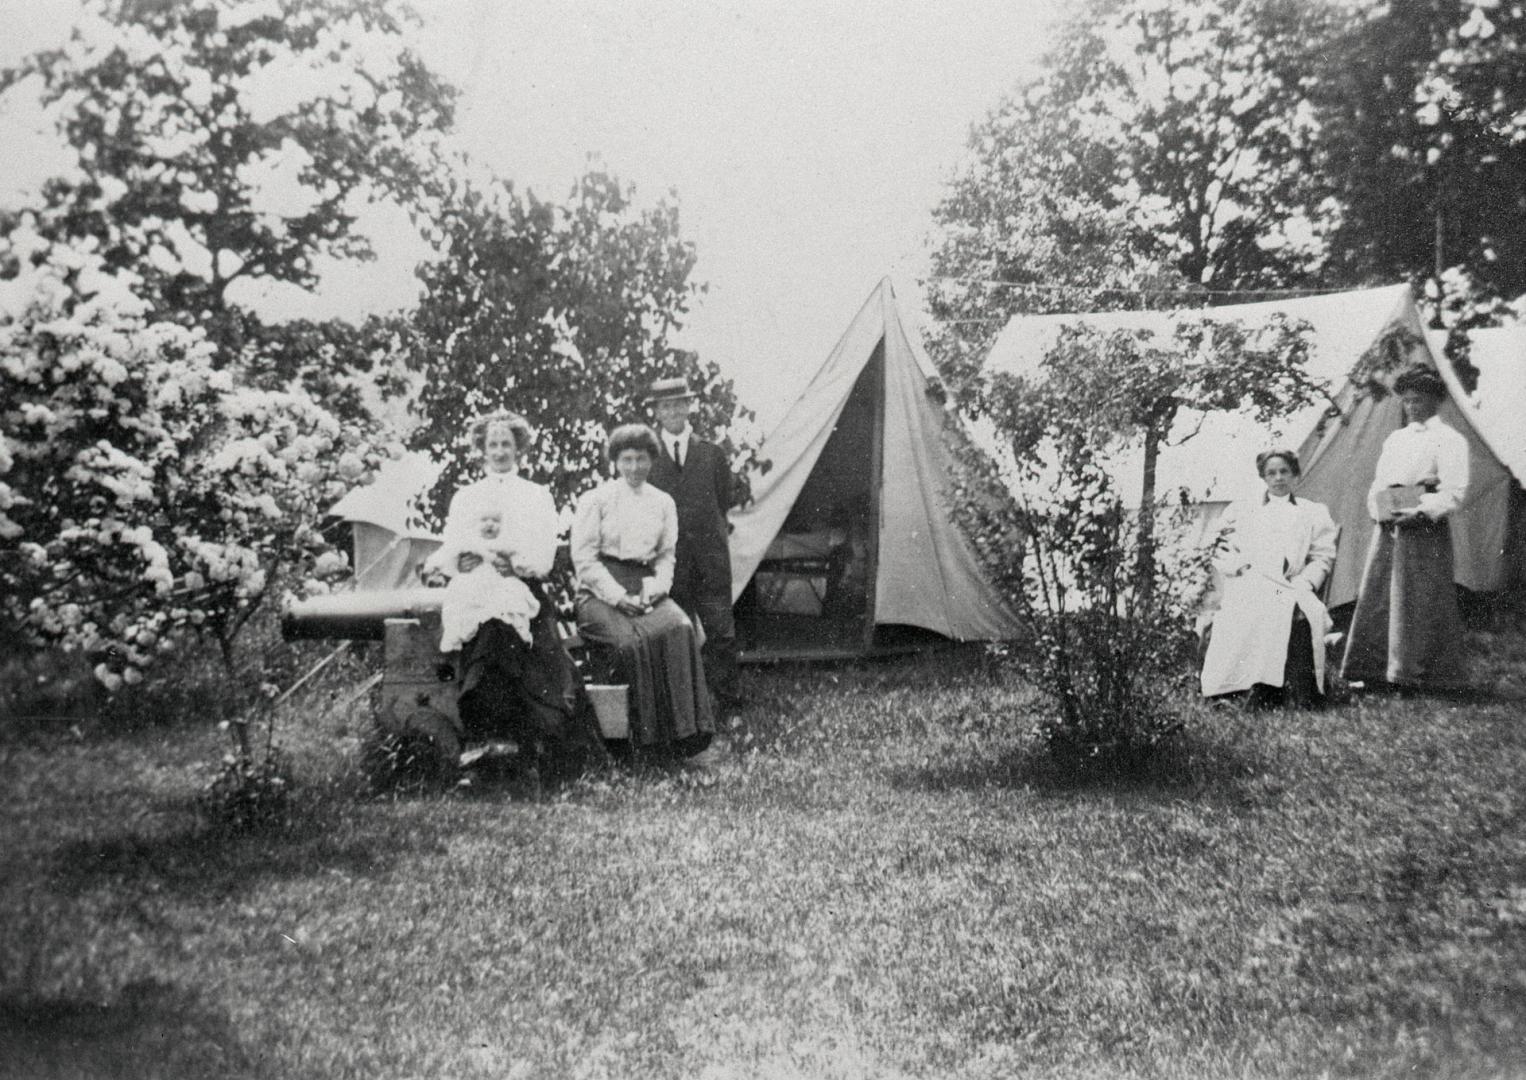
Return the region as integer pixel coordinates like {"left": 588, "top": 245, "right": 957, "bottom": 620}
{"left": 3, "top": 632, "right": 1526, "bottom": 1079}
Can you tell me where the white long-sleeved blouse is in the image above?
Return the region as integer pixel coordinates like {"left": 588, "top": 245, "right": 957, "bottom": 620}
{"left": 571, "top": 479, "right": 677, "bottom": 606}
{"left": 1366, "top": 416, "right": 1470, "bottom": 521}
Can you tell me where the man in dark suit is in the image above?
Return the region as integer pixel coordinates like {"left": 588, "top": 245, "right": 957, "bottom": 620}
{"left": 645, "top": 376, "right": 740, "bottom": 712}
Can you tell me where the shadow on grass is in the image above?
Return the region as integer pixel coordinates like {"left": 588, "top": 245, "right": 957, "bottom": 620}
{"left": 1415, "top": 684, "right": 1526, "bottom": 707}
{"left": 0, "top": 979, "right": 286, "bottom": 1080}
{"left": 1266, "top": 798, "right": 1526, "bottom": 1072}
{"left": 891, "top": 726, "right": 1275, "bottom": 807}
{"left": 51, "top": 789, "right": 423, "bottom": 902}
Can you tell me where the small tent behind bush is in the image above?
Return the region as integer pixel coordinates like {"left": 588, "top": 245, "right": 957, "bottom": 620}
{"left": 328, "top": 453, "right": 441, "bottom": 590}
{"left": 728, "top": 278, "right": 1023, "bottom": 660}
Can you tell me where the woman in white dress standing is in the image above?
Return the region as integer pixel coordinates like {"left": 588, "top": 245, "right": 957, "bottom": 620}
{"left": 1341, "top": 366, "right": 1470, "bottom": 690}
{"left": 1201, "top": 449, "right": 1339, "bottom": 707}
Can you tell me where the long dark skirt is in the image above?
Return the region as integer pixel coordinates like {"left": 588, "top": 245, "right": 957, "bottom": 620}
{"left": 457, "top": 584, "right": 607, "bottom": 779}
{"left": 575, "top": 562, "right": 714, "bottom": 751}
{"left": 1203, "top": 609, "right": 1323, "bottom": 709}
{"left": 1247, "top": 612, "right": 1322, "bottom": 709}
{"left": 1341, "top": 517, "right": 1466, "bottom": 689}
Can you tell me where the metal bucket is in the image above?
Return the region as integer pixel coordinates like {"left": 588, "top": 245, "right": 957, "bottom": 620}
{"left": 585, "top": 684, "right": 630, "bottom": 740}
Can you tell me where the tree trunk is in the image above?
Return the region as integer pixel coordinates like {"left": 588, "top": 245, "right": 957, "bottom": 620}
{"left": 1136, "top": 423, "right": 1161, "bottom": 602}
{"left": 216, "top": 628, "right": 252, "bottom": 766}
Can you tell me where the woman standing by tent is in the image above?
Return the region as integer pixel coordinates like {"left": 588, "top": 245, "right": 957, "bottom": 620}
{"left": 1201, "top": 449, "right": 1339, "bottom": 707}
{"left": 424, "top": 411, "right": 606, "bottom": 781}
{"left": 572, "top": 424, "right": 716, "bottom": 756}
{"left": 1342, "top": 367, "right": 1471, "bottom": 691}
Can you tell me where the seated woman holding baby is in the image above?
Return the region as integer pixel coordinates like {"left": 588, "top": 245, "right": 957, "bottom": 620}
{"left": 571, "top": 423, "right": 716, "bottom": 756}
{"left": 423, "top": 411, "right": 604, "bottom": 779}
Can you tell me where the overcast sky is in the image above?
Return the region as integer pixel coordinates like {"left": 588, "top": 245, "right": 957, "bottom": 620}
{"left": 0, "top": 0, "right": 1066, "bottom": 424}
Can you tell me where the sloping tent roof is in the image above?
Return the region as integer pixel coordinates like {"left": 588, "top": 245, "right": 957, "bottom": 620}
{"left": 1295, "top": 296, "right": 1521, "bottom": 607}
{"left": 729, "top": 278, "right": 1024, "bottom": 642}
{"left": 985, "top": 286, "right": 1523, "bottom": 610}
{"left": 1424, "top": 326, "right": 1526, "bottom": 482}
{"left": 328, "top": 453, "right": 442, "bottom": 590}
{"left": 984, "top": 285, "right": 1415, "bottom": 507}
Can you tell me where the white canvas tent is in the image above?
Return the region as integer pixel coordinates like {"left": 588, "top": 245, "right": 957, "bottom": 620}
{"left": 728, "top": 278, "right": 1023, "bottom": 658}
{"left": 1424, "top": 326, "right": 1526, "bottom": 482}
{"left": 328, "top": 453, "right": 442, "bottom": 590}
{"left": 984, "top": 286, "right": 1526, "bottom": 610}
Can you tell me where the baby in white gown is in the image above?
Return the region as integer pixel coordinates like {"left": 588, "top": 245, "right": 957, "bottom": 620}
{"left": 431, "top": 509, "right": 540, "bottom": 652}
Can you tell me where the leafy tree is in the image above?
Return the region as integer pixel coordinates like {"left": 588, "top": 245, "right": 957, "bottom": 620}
{"left": 926, "top": 0, "right": 1335, "bottom": 389}
{"left": 404, "top": 168, "right": 758, "bottom": 517}
{"left": 1313, "top": 0, "right": 1526, "bottom": 312}
{"left": 0, "top": 0, "right": 454, "bottom": 409}
{"left": 926, "top": 164, "right": 1178, "bottom": 397}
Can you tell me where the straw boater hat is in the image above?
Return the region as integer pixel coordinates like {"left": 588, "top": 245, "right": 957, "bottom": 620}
{"left": 645, "top": 376, "right": 696, "bottom": 402}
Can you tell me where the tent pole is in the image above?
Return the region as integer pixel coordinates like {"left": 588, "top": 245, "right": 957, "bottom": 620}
{"left": 1432, "top": 205, "right": 1446, "bottom": 328}
{"left": 862, "top": 337, "right": 887, "bottom": 655}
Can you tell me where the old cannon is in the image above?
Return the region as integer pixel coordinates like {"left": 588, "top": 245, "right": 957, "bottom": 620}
{"left": 282, "top": 587, "right": 470, "bottom": 784}
{"left": 284, "top": 585, "right": 629, "bottom": 785}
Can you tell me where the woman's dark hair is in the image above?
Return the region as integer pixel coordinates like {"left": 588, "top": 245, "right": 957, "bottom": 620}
{"left": 1393, "top": 366, "right": 1448, "bottom": 399}
{"left": 469, "top": 410, "right": 535, "bottom": 455}
{"left": 607, "top": 423, "right": 660, "bottom": 462}
{"left": 1256, "top": 448, "right": 1301, "bottom": 478}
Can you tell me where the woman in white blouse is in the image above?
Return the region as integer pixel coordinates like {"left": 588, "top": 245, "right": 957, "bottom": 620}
{"left": 1201, "top": 449, "right": 1339, "bottom": 706}
{"left": 424, "top": 411, "right": 605, "bottom": 779}
{"left": 572, "top": 424, "right": 715, "bottom": 754}
{"left": 1341, "top": 366, "right": 1470, "bottom": 690}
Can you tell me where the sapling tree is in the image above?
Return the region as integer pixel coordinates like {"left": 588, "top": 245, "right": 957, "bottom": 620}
{"left": 946, "top": 310, "right": 1320, "bottom": 766}
{"left": 949, "top": 433, "right": 1208, "bottom": 765}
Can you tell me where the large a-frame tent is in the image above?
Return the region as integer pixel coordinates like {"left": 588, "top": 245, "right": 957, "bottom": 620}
{"left": 984, "top": 285, "right": 1526, "bottom": 611}
{"left": 729, "top": 278, "right": 1023, "bottom": 659}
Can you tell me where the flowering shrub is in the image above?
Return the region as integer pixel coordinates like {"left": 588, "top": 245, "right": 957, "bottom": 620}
{"left": 0, "top": 241, "right": 380, "bottom": 714}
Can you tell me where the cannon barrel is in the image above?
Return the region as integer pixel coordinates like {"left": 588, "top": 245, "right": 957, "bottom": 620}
{"left": 281, "top": 587, "right": 444, "bottom": 641}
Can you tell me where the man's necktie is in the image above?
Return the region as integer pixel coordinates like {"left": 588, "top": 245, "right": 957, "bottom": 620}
{"left": 672, "top": 439, "right": 683, "bottom": 468}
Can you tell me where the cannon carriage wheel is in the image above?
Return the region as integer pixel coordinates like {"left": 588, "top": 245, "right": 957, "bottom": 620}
{"left": 362, "top": 616, "right": 465, "bottom": 791}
